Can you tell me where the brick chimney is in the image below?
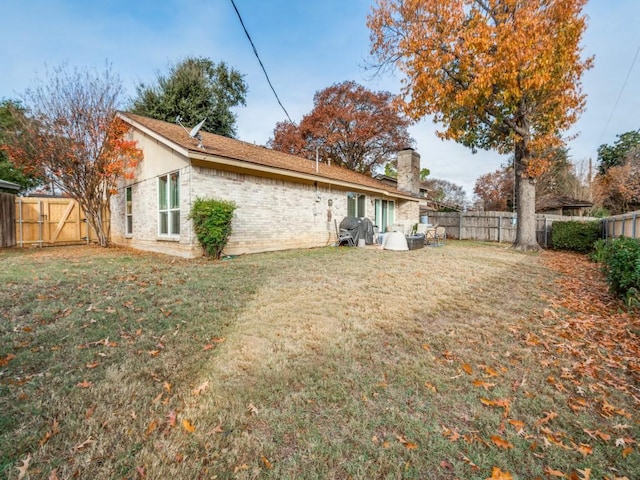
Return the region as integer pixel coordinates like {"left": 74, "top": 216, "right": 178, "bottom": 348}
{"left": 396, "top": 148, "right": 420, "bottom": 195}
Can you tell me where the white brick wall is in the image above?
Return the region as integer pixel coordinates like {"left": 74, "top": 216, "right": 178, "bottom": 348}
{"left": 111, "top": 164, "right": 419, "bottom": 257}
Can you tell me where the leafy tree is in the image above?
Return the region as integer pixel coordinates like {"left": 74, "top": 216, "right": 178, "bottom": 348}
{"left": 474, "top": 168, "right": 514, "bottom": 212}
{"left": 129, "top": 57, "right": 247, "bottom": 138}
{"left": 0, "top": 99, "right": 42, "bottom": 193}
{"left": 269, "top": 80, "right": 413, "bottom": 175}
{"left": 423, "top": 178, "right": 466, "bottom": 209}
{"left": 369, "top": 0, "right": 592, "bottom": 250}
{"left": 598, "top": 147, "right": 640, "bottom": 214}
{"left": 597, "top": 130, "right": 640, "bottom": 175}
{"left": 2, "top": 63, "right": 142, "bottom": 246}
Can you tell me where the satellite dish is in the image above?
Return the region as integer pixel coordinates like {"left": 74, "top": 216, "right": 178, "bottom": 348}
{"left": 189, "top": 118, "right": 207, "bottom": 138}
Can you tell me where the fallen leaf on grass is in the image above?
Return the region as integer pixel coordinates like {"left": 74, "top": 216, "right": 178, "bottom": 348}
{"left": 480, "top": 398, "right": 511, "bottom": 418}
{"left": 261, "top": 455, "right": 273, "bottom": 469}
{"left": 233, "top": 464, "right": 249, "bottom": 473}
{"left": 163, "top": 382, "right": 171, "bottom": 393}
{"left": 182, "top": 419, "right": 196, "bottom": 433}
{"left": 461, "top": 363, "right": 473, "bottom": 375}
{"left": 461, "top": 455, "right": 479, "bottom": 471}
{"left": 247, "top": 403, "right": 259, "bottom": 415}
{"left": 439, "top": 460, "right": 453, "bottom": 470}
{"left": 481, "top": 365, "right": 501, "bottom": 377}
{"left": 166, "top": 410, "right": 177, "bottom": 428}
{"left": 192, "top": 381, "right": 209, "bottom": 396}
{"left": 396, "top": 434, "right": 418, "bottom": 449}
{"left": 545, "top": 466, "right": 566, "bottom": 477}
{"left": 1, "top": 353, "right": 16, "bottom": 367}
{"left": 85, "top": 362, "right": 99, "bottom": 369}
{"left": 508, "top": 419, "right": 525, "bottom": 431}
{"left": 490, "top": 435, "right": 514, "bottom": 449}
{"left": 473, "top": 379, "right": 496, "bottom": 390}
{"left": 622, "top": 446, "right": 633, "bottom": 458}
{"left": 535, "top": 411, "right": 558, "bottom": 426}
{"left": 574, "top": 443, "right": 593, "bottom": 457}
{"left": 76, "top": 380, "right": 92, "bottom": 388}
{"left": 423, "top": 382, "right": 437, "bottom": 392}
{"left": 145, "top": 419, "right": 158, "bottom": 437}
{"left": 583, "top": 429, "right": 610, "bottom": 442}
{"left": 49, "top": 469, "right": 60, "bottom": 480}
{"left": 486, "top": 466, "right": 513, "bottom": 479}
{"left": 71, "top": 437, "right": 94, "bottom": 453}
{"left": 16, "top": 453, "right": 30, "bottom": 480}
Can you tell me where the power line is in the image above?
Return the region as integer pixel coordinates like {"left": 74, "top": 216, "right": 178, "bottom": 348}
{"left": 229, "top": 0, "right": 294, "bottom": 125}
{"left": 597, "top": 43, "right": 640, "bottom": 146}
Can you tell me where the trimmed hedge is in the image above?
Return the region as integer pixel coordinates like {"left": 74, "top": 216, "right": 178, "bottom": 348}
{"left": 551, "top": 220, "right": 602, "bottom": 253}
{"left": 188, "top": 197, "right": 237, "bottom": 259}
{"left": 592, "top": 238, "right": 640, "bottom": 309}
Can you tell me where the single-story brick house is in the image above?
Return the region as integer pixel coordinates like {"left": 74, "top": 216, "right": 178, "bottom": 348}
{"left": 111, "top": 112, "right": 422, "bottom": 257}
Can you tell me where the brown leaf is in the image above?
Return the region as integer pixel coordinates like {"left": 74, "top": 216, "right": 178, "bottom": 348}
{"left": 1, "top": 353, "right": 17, "bottom": 367}
{"left": 192, "top": 381, "right": 209, "bottom": 396}
{"left": 622, "top": 446, "right": 633, "bottom": 458}
{"left": 247, "top": 403, "right": 259, "bottom": 415}
{"left": 76, "top": 380, "right": 92, "bottom": 388}
{"left": 16, "top": 453, "right": 31, "bottom": 480}
{"left": 145, "top": 419, "right": 158, "bottom": 437}
{"left": 473, "top": 379, "right": 496, "bottom": 390}
{"left": 85, "top": 361, "right": 99, "bottom": 369}
{"left": 461, "top": 455, "right": 479, "bottom": 471}
{"left": 480, "top": 398, "right": 511, "bottom": 418}
{"left": 439, "top": 460, "right": 453, "bottom": 470}
{"left": 535, "top": 411, "right": 558, "bottom": 426}
{"left": 486, "top": 467, "right": 513, "bottom": 480}
{"left": 490, "top": 435, "right": 514, "bottom": 449}
{"left": 163, "top": 382, "right": 171, "bottom": 393}
{"left": 574, "top": 443, "right": 593, "bottom": 457}
{"left": 508, "top": 419, "right": 525, "bottom": 431}
{"left": 461, "top": 363, "right": 473, "bottom": 375}
{"left": 182, "top": 419, "right": 196, "bottom": 433}
{"left": 166, "top": 410, "right": 177, "bottom": 428}
{"left": 544, "top": 466, "right": 566, "bottom": 477}
{"left": 261, "top": 455, "right": 273, "bottom": 469}
{"left": 48, "top": 469, "right": 60, "bottom": 480}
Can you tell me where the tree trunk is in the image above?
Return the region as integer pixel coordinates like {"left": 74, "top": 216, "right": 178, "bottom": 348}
{"left": 514, "top": 140, "right": 540, "bottom": 251}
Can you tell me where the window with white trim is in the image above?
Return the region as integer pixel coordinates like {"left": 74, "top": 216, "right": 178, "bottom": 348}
{"left": 125, "top": 186, "right": 133, "bottom": 236}
{"left": 375, "top": 199, "right": 395, "bottom": 232}
{"left": 347, "top": 192, "right": 366, "bottom": 217}
{"left": 158, "top": 172, "right": 180, "bottom": 236}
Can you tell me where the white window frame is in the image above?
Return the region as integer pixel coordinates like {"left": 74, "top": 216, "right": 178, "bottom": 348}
{"left": 125, "top": 186, "right": 133, "bottom": 236}
{"left": 347, "top": 192, "right": 366, "bottom": 217}
{"left": 158, "top": 171, "right": 180, "bottom": 237}
{"left": 375, "top": 199, "right": 395, "bottom": 232}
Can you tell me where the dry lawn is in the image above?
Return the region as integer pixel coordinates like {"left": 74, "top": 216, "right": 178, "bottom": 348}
{"left": 0, "top": 241, "right": 638, "bottom": 479}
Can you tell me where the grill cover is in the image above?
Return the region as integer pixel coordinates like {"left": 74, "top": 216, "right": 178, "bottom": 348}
{"left": 339, "top": 216, "right": 375, "bottom": 245}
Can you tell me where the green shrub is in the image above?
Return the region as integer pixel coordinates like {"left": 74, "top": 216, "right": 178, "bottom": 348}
{"left": 188, "top": 197, "right": 237, "bottom": 259}
{"left": 551, "top": 220, "right": 602, "bottom": 253}
{"left": 596, "top": 237, "right": 640, "bottom": 309}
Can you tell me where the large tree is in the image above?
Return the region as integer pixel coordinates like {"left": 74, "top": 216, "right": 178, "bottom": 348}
{"left": 423, "top": 178, "right": 466, "bottom": 209}
{"left": 369, "top": 0, "right": 592, "bottom": 250}
{"left": 0, "top": 99, "right": 42, "bottom": 193}
{"left": 597, "top": 141, "right": 640, "bottom": 214}
{"left": 596, "top": 130, "right": 640, "bottom": 175}
{"left": 2, "top": 63, "right": 142, "bottom": 246}
{"left": 474, "top": 167, "right": 514, "bottom": 211}
{"left": 269, "top": 80, "right": 413, "bottom": 175}
{"left": 129, "top": 57, "right": 247, "bottom": 138}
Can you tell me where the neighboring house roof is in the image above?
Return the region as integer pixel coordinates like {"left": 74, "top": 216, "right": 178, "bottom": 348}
{"left": 0, "top": 179, "right": 21, "bottom": 193}
{"left": 119, "top": 112, "right": 419, "bottom": 201}
{"left": 536, "top": 194, "right": 593, "bottom": 212}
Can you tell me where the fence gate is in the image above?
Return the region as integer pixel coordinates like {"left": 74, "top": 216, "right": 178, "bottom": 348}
{"left": 15, "top": 197, "right": 93, "bottom": 247}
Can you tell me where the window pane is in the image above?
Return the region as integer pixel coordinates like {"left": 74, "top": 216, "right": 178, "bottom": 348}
{"left": 388, "top": 201, "right": 395, "bottom": 226}
{"left": 347, "top": 193, "right": 356, "bottom": 217}
{"left": 170, "top": 211, "right": 180, "bottom": 235}
{"left": 357, "top": 194, "right": 365, "bottom": 217}
{"left": 170, "top": 172, "right": 179, "bottom": 209}
{"left": 159, "top": 176, "right": 168, "bottom": 210}
{"left": 159, "top": 212, "right": 168, "bottom": 235}
{"left": 126, "top": 216, "right": 133, "bottom": 235}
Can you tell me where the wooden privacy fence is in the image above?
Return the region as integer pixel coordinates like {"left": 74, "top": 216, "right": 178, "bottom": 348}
{"left": 426, "top": 211, "right": 599, "bottom": 247}
{"left": 602, "top": 210, "right": 640, "bottom": 239}
{"left": 1, "top": 193, "right": 17, "bottom": 247}
{"left": 13, "top": 197, "right": 106, "bottom": 247}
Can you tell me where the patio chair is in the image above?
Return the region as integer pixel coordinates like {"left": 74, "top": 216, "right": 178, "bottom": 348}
{"left": 335, "top": 219, "right": 355, "bottom": 246}
{"left": 422, "top": 224, "right": 438, "bottom": 246}
{"left": 433, "top": 226, "right": 446, "bottom": 246}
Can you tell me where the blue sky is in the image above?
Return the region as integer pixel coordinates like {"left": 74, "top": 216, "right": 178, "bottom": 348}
{"left": 1, "top": 0, "right": 639, "bottom": 197}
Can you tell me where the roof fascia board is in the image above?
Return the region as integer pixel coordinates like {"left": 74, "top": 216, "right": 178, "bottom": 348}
{"left": 118, "top": 112, "right": 190, "bottom": 157}
{"left": 190, "top": 154, "right": 416, "bottom": 201}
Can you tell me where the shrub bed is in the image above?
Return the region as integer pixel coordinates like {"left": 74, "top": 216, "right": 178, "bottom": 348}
{"left": 551, "top": 220, "right": 602, "bottom": 253}
{"left": 188, "top": 197, "right": 237, "bottom": 259}
{"left": 592, "top": 237, "right": 640, "bottom": 308}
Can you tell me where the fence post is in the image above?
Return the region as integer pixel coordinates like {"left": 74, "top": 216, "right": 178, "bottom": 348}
{"left": 459, "top": 212, "right": 464, "bottom": 240}
{"left": 544, "top": 217, "right": 548, "bottom": 247}
{"left": 633, "top": 213, "right": 637, "bottom": 239}
{"left": 498, "top": 215, "right": 502, "bottom": 243}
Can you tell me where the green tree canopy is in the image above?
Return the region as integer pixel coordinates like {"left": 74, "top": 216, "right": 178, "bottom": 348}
{"left": 0, "top": 99, "right": 42, "bottom": 193}
{"left": 597, "top": 130, "right": 640, "bottom": 175}
{"left": 128, "top": 57, "right": 248, "bottom": 138}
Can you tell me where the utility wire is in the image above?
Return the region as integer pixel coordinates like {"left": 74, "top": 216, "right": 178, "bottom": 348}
{"left": 597, "top": 43, "right": 640, "bottom": 146}
{"left": 229, "top": 0, "right": 294, "bottom": 125}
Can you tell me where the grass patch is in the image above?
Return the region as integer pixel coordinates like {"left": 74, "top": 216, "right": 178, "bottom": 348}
{"left": 1, "top": 242, "right": 638, "bottom": 479}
